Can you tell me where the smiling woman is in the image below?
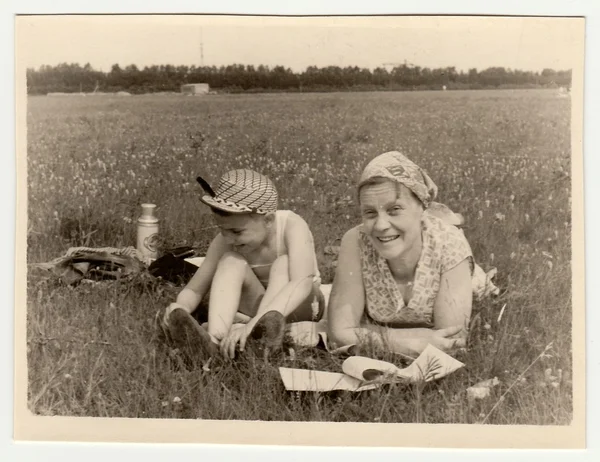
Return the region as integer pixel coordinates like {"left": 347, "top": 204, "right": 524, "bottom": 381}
{"left": 327, "top": 151, "right": 475, "bottom": 358}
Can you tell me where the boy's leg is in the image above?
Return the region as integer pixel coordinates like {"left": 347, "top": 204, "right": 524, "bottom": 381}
{"left": 286, "top": 282, "right": 325, "bottom": 323}
{"left": 259, "top": 255, "right": 324, "bottom": 323}
{"left": 258, "top": 255, "right": 290, "bottom": 310}
{"left": 191, "top": 291, "right": 210, "bottom": 325}
{"left": 192, "top": 292, "right": 252, "bottom": 330}
{"left": 207, "top": 251, "right": 264, "bottom": 341}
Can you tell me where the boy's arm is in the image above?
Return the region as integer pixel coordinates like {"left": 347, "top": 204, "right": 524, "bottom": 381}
{"left": 169, "top": 233, "right": 228, "bottom": 315}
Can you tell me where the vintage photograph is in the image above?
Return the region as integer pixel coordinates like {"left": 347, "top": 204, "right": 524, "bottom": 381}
{"left": 14, "top": 14, "right": 585, "bottom": 447}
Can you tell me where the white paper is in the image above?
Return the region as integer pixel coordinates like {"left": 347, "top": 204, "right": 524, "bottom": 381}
{"left": 279, "top": 367, "right": 379, "bottom": 392}
{"left": 287, "top": 321, "right": 327, "bottom": 348}
{"left": 394, "top": 344, "right": 465, "bottom": 382}
{"left": 279, "top": 345, "right": 465, "bottom": 392}
{"left": 185, "top": 256, "right": 206, "bottom": 267}
{"left": 342, "top": 356, "right": 399, "bottom": 381}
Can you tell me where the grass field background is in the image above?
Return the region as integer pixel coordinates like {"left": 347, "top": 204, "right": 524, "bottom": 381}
{"left": 25, "top": 89, "right": 572, "bottom": 424}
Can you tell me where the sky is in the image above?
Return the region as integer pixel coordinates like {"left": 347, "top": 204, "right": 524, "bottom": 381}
{"left": 17, "top": 15, "right": 582, "bottom": 74}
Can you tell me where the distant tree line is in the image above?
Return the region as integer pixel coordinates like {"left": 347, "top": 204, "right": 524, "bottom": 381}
{"left": 26, "top": 62, "right": 573, "bottom": 95}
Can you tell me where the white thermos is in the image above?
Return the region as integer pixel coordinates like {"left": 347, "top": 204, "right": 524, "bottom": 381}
{"left": 137, "top": 203, "right": 159, "bottom": 261}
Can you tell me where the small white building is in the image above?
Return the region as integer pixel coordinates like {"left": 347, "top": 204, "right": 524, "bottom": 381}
{"left": 181, "top": 83, "right": 210, "bottom": 95}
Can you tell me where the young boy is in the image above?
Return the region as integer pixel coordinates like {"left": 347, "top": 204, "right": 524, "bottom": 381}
{"left": 161, "top": 169, "right": 324, "bottom": 362}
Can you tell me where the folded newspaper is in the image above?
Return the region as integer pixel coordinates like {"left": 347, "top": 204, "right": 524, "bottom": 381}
{"left": 279, "top": 344, "right": 465, "bottom": 392}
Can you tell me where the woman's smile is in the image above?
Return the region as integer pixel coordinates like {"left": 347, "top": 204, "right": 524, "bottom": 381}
{"left": 377, "top": 234, "right": 400, "bottom": 243}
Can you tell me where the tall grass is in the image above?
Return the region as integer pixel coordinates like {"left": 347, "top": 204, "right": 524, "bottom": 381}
{"left": 26, "top": 90, "right": 572, "bottom": 423}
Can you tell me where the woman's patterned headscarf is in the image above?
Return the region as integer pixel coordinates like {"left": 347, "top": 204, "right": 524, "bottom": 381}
{"left": 358, "top": 151, "right": 438, "bottom": 208}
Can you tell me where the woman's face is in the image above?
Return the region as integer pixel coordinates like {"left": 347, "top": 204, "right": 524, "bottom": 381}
{"left": 359, "top": 180, "right": 424, "bottom": 261}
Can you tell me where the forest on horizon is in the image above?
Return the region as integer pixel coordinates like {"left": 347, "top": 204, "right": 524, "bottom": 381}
{"left": 26, "top": 62, "right": 573, "bottom": 94}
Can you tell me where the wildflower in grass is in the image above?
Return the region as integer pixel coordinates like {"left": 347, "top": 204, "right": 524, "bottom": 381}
{"left": 173, "top": 396, "right": 181, "bottom": 404}
{"left": 544, "top": 368, "right": 561, "bottom": 388}
{"left": 494, "top": 213, "right": 505, "bottom": 221}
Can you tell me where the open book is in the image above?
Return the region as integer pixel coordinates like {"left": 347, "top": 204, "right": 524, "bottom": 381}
{"left": 279, "top": 344, "right": 465, "bottom": 392}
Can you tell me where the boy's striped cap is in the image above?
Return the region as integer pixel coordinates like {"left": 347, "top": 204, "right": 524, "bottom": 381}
{"left": 197, "top": 169, "right": 278, "bottom": 214}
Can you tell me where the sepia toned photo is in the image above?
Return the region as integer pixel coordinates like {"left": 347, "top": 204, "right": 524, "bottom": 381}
{"left": 14, "top": 14, "right": 586, "bottom": 448}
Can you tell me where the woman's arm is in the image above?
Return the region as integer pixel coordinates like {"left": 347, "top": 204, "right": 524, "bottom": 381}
{"left": 327, "top": 227, "right": 368, "bottom": 345}
{"left": 433, "top": 258, "right": 473, "bottom": 336}
{"left": 328, "top": 228, "right": 465, "bottom": 356}
{"left": 326, "top": 228, "right": 420, "bottom": 355}
{"left": 361, "top": 258, "right": 472, "bottom": 341}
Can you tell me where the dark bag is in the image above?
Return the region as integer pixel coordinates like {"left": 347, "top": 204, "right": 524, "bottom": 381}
{"left": 148, "top": 246, "right": 199, "bottom": 284}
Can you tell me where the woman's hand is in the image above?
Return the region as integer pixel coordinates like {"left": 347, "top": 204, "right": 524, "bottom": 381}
{"left": 406, "top": 325, "right": 466, "bottom": 355}
{"left": 219, "top": 323, "right": 253, "bottom": 359}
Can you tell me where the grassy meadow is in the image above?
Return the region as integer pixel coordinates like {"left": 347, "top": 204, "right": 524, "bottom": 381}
{"left": 25, "top": 89, "right": 573, "bottom": 424}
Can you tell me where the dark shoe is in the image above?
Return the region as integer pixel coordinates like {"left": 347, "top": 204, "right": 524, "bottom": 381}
{"left": 246, "top": 311, "right": 286, "bottom": 360}
{"left": 168, "top": 308, "right": 218, "bottom": 367}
